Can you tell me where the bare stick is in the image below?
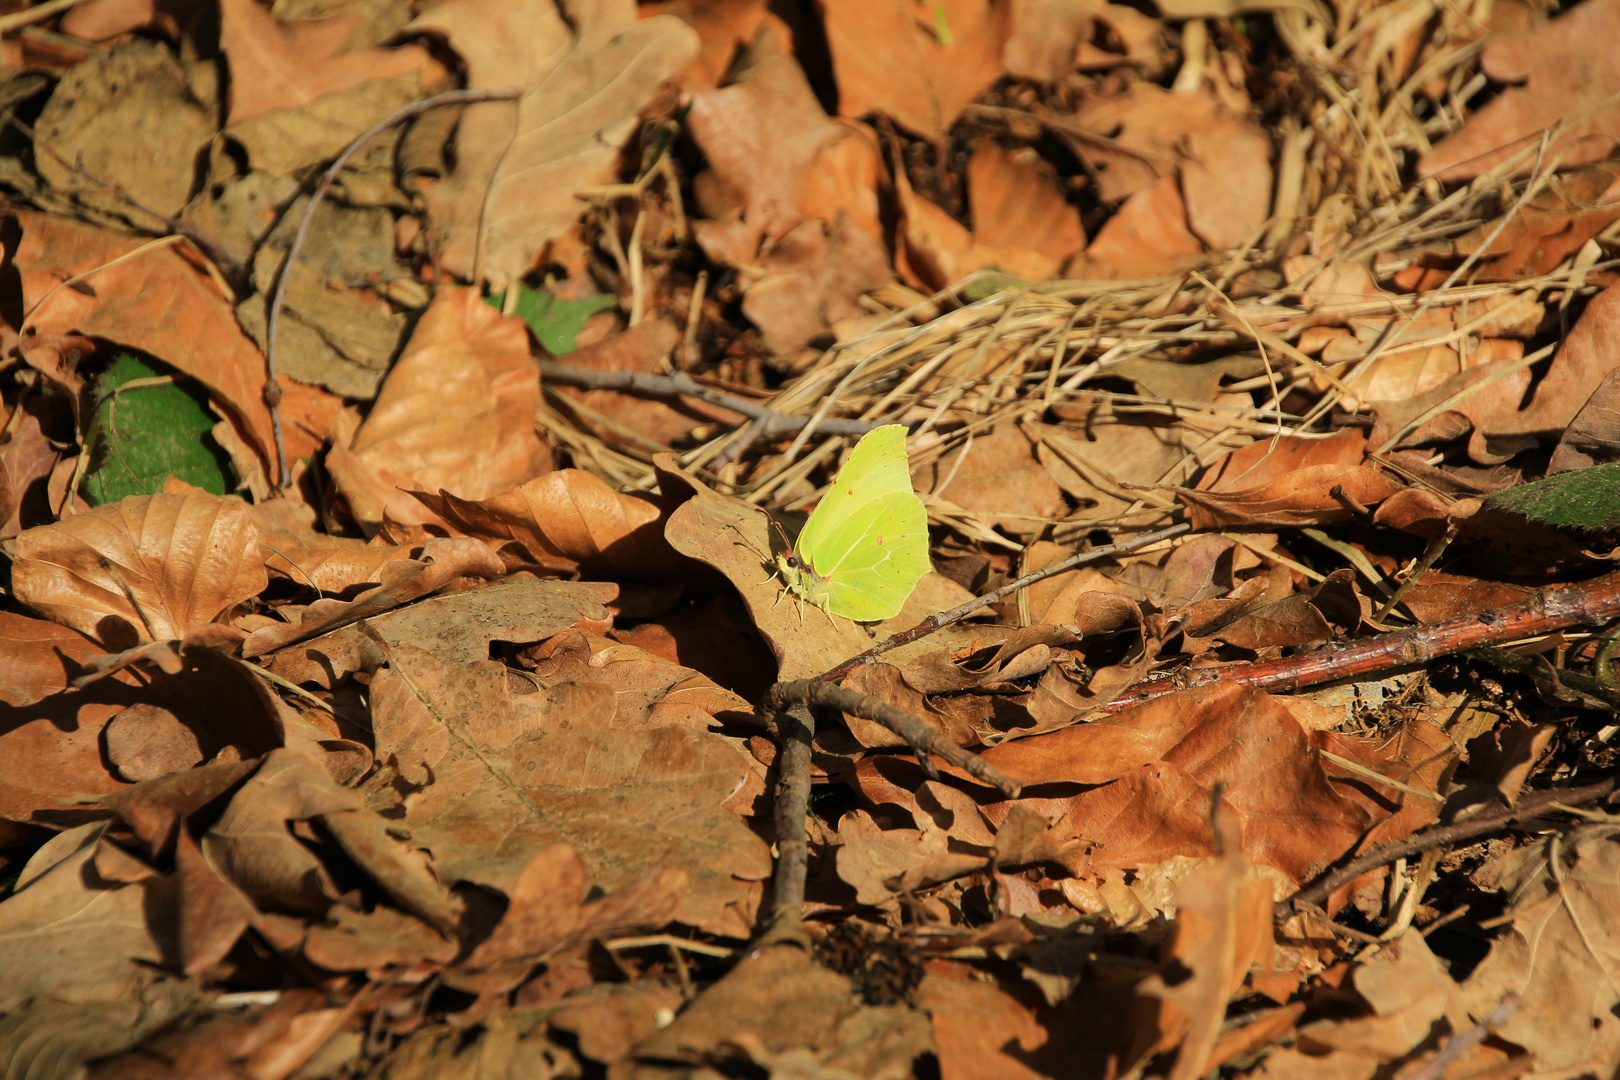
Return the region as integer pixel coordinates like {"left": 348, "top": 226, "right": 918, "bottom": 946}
{"left": 1405, "top": 993, "right": 1523, "bottom": 1080}
{"left": 817, "top": 522, "right": 1191, "bottom": 684}
{"left": 766, "top": 680, "right": 1023, "bottom": 798}
{"left": 263, "top": 87, "right": 523, "bottom": 488}
{"left": 1278, "top": 777, "right": 1618, "bottom": 917}
{"left": 761, "top": 697, "right": 815, "bottom": 940}
{"left": 1108, "top": 572, "right": 1620, "bottom": 713}
{"left": 537, "top": 359, "right": 891, "bottom": 440}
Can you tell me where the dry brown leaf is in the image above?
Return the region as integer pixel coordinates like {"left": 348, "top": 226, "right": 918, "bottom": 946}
{"left": 368, "top": 643, "right": 769, "bottom": 937}
{"left": 408, "top": 0, "right": 697, "bottom": 289}
{"left": 914, "top": 970, "right": 1046, "bottom": 1080}
{"left": 1127, "top": 802, "right": 1278, "bottom": 1080}
{"left": 629, "top": 942, "right": 934, "bottom": 1077}
{"left": 1172, "top": 429, "right": 1405, "bottom": 529}
{"left": 549, "top": 320, "right": 746, "bottom": 446}
{"left": 1004, "top": 0, "right": 1163, "bottom": 79}
{"left": 9, "top": 211, "right": 284, "bottom": 487}
{"left": 1460, "top": 826, "right": 1620, "bottom": 1074}
{"left": 896, "top": 144, "right": 1085, "bottom": 290}
{"left": 1550, "top": 367, "right": 1620, "bottom": 472}
{"left": 0, "top": 824, "right": 169, "bottom": 1012}
{"left": 11, "top": 492, "right": 267, "bottom": 647}
{"left": 820, "top": 0, "right": 1011, "bottom": 140}
{"left": 1069, "top": 173, "right": 1205, "bottom": 279}
{"left": 1419, "top": 0, "right": 1620, "bottom": 181}
{"left": 1454, "top": 159, "right": 1620, "bottom": 280}
{"left": 1053, "top": 83, "right": 1271, "bottom": 251}
{"left": 409, "top": 467, "right": 689, "bottom": 582}
{"left": 686, "top": 36, "right": 893, "bottom": 352}
{"left": 327, "top": 286, "right": 550, "bottom": 531}
{"left": 241, "top": 536, "right": 506, "bottom": 657}
{"left": 643, "top": 0, "right": 790, "bottom": 85}
{"left": 219, "top": 0, "right": 443, "bottom": 124}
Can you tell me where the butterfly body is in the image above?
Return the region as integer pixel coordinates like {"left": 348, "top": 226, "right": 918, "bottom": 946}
{"left": 774, "top": 425, "right": 931, "bottom": 622}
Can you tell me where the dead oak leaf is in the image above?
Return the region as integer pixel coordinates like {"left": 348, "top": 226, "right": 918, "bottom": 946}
{"left": 1419, "top": 0, "right": 1620, "bottom": 181}
{"left": 219, "top": 0, "right": 444, "bottom": 124}
{"left": 11, "top": 492, "right": 267, "bottom": 647}
{"left": 369, "top": 644, "right": 769, "bottom": 937}
{"left": 408, "top": 0, "right": 697, "bottom": 290}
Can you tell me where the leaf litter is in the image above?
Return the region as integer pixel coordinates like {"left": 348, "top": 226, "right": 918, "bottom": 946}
{"left": 3, "top": 0, "right": 1620, "bottom": 1076}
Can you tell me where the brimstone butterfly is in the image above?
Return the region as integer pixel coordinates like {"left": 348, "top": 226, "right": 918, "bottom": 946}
{"left": 773, "top": 425, "right": 932, "bottom": 622}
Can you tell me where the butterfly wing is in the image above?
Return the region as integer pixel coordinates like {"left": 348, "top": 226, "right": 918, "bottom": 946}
{"left": 814, "top": 491, "right": 932, "bottom": 621}
{"left": 792, "top": 426, "right": 931, "bottom": 621}
{"left": 795, "top": 425, "right": 916, "bottom": 560}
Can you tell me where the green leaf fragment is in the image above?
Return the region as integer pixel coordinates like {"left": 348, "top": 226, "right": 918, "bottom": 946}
{"left": 1482, "top": 463, "right": 1620, "bottom": 534}
{"left": 487, "top": 286, "right": 618, "bottom": 355}
{"left": 82, "top": 352, "right": 236, "bottom": 505}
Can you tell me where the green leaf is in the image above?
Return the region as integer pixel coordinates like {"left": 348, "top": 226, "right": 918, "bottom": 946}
{"left": 487, "top": 286, "right": 617, "bottom": 355}
{"left": 82, "top": 352, "right": 236, "bottom": 505}
{"left": 1482, "top": 463, "right": 1620, "bottom": 534}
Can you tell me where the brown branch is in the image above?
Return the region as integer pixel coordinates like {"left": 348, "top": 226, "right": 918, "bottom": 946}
{"left": 1108, "top": 572, "right": 1620, "bottom": 713}
{"left": 767, "top": 680, "right": 1022, "bottom": 797}
{"left": 264, "top": 87, "right": 523, "bottom": 489}
{"left": 536, "top": 359, "right": 889, "bottom": 440}
{"left": 760, "top": 697, "right": 815, "bottom": 941}
{"left": 817, "top": 522, "right": 1191, "bottom": 684}
{"left": 1278, "top": 777, "right": 1618, "bottom": 918}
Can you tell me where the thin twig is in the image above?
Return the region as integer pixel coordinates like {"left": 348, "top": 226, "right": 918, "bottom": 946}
{"left": 1108, "top": 573, "right": 1620, "bottom": 712}
{"left": 817, "top": 522, "right": 1191, "bottom": 683}
{"left": 263, "top": 87, "right": 523, "bottom": 489}
{"left": 767, "top": 680, "right": 1023, "bottom": 798}
{"left": 1278, "top": 778, "right": 1618, "bottom": 917}
{"left": 537, "top": 359, "right": 894, "bottom": 439}
{"left": 1405, "top": 993, "right": 1523, "bottom": 1080}
{"left": 760, "top": 695, "right": 815, "bottom": 940}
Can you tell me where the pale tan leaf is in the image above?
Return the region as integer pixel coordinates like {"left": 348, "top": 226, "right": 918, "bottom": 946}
{"left": 11, "top": 492, "right": 268, "bottom": 646}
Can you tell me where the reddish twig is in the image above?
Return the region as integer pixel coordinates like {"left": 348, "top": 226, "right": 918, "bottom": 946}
{"left": 1278, "top": 777, "right": 1618, "bottom": 917}
{"left": 263, "top": 87, "right": 523, "bottom": 488}
{"left": 817, "top": 522, "right": 1191, "bottom": 683}
{"left": 1108, "top": 573, "right": 1620, "bottom": 713}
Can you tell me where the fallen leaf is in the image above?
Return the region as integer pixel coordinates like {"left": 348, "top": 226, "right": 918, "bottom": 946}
{"left": 326, "top": 287, "right": 550, "bottom": 530}
{"left": 644, "top": 0, "right": 790, "bottom": 85}
{"left": 219, "top": 0, "right": 442, "bottom": 124}
{"left": 896, "top": 143, "right": 1085, "bottom": 290}
{"left": 407, "top": 468, "right": 691, "bottom": 582}
{"left": 1454, "top": 159, "right": 1620, "bottom": 280}
{"left": 11, "top": 491, "right": 268, "bottom": 646}
{"left": 368, "top": 643, "right": 770, "bottom": 937}
{"left": 1004, "top": 0, "right": 1163, "bottom": 79}
{"left": 33, "top": 39, "right": 215, "bottom": 229}
{"left": 1171, "top": 429, "right": 1405, "bottom": 529}
{"left": 1461, "top": 826, "right": 1620, "bottom": 1074}
{"left": 1068, "top": 173, "right": 1205, "bottom": 279}
{"left": 1419, "top": 0, "right": 1620, "bottom": 181}
{"left": 820, "top": 0, "right": 1012, "bottom": 140}
{"left": 408, "top": 0, "right": 698, "bottom": 289}
{"left": 1052, "top": 83, "right": 1271, "bottom": 251}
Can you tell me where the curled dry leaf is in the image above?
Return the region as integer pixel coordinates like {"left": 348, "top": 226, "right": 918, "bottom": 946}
{"left": 1169, "top": 429, "right": 1404, "bottom": 529}
{"left": 896, "top": 144, "right": 1085, "bottom": 291}
{"left": 326, "top": 286, "right": 550, "bottom": 531}
{"left": 686, "top": 35, "right": 893, "bottom": 352}
{"left": 218, "top": 0, "right": 444, "bottom": 124}
{"left": 1004, "top": 0, "right": 1163, "bottom": 79}
{"left": 11, "top": 492, "right": 268, "bottom": 647}
{"left": 1419, "top": 0, "right": 1620, "bottom": 181}
{"left": 408, "top": 0, "right": 697, "bottom": 289}
{"left": 1070, "top": 173, "right": 1205, "bottom": 279}
{"left": 409, "top": 468, "right": 688, "bottom": 582}
{"left": 241, "top": 536, "right": 505, "bottom": 657}
{"left": 1051, "top": 83, "right": 1271, "bottom": 252}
